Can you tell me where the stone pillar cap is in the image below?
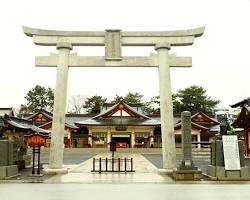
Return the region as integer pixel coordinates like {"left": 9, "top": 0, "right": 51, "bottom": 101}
{"left": 56, "top": 42, "right": 73, "bottom": 50}
{"left": 181, "top": 111, "right": 191, "bottom": 116}
{"left": 155, "top": 43, "right": 171, "bottom": 50}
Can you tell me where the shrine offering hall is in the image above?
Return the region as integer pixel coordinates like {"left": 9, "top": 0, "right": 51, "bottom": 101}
{"left": 75, "top": 102, "right": 160, "bottom": 148}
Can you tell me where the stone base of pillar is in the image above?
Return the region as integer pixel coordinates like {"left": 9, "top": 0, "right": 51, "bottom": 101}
{"left": 43, "top": 165, "right": 68, "bottom": 175}
{"left": 158, "top": 168, "right": 174, "bottom": 175}
{"left": 173, "top": 168, "right": 202, "bottom": 180}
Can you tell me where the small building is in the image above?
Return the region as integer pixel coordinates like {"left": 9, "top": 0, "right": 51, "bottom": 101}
{"left": 174, "top": 112, "right": 220, "bottom": 149}
{"left": 24, "top": 109, "right": 79, "bottom": 147}
{"left": 3, "top": 114, "right": 50, "bottom": 141}
{"left": 231, "top": 97, "right": 250, "bottom": 155}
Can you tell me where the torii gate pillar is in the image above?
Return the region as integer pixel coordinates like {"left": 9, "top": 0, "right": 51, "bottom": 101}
{"left": 155, "top": 43, "right": 176, "bottom": 170}
{"left": 48, "top": 43, "right": 72, "bottom": 171}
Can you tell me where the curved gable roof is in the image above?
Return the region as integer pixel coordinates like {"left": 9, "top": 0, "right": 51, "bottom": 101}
{"left": 92, "top": 102, "right": 150, "bottom": 119}
{"left": 191, "top": 112, "right": 219, "bottom": 125}
{"left": 25, "top": 109, "right": 52, "bottom": 121}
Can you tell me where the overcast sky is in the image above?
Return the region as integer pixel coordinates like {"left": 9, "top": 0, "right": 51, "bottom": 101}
{"left": 0, "top": 0, "right": 250, "bottom": 111}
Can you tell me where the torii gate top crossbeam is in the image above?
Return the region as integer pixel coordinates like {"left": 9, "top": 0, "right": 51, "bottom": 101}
{"left": 23, "top": 26, "right": 205, "bottom": 47}
{"left": 23, "top": 26, "right": 204, "bottom": 37}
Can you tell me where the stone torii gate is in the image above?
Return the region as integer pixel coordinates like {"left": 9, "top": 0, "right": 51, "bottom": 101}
{"left": 23, "top": 26, "right": 205, "bottom": 174}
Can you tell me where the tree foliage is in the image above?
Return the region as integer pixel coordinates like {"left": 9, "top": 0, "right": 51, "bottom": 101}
{"left": 83, "top": 95, "right": 107, "bottom": 114}
{"left": 111, "top": 92, "right": 153, "bottom": 113}
{"left": 173, "top": 85, "right": 220, "bottom": 114}
{"left": 111, "top": 92, "right": 144, "bottom": 104}
{"left": 147, "top": 86, "right": 219, "bottom": 115}
{"left": 19, "top": 85, "right": 54, "bottom": 113}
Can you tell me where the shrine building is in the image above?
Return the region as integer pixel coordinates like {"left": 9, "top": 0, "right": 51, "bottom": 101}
{"left": 1, "top": 102, "right": 220, "bottom": 149}
{"left": 75, "top": 102, "right": 161, "bottom": 148}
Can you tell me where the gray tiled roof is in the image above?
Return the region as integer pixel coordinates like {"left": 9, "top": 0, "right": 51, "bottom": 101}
{"left": 93, "top": 102, "right": 150, "bottom": 120}
{"left": 75, "top": 118, "right": 161, "bottom": 126}
{"left": 4, "top": 115, "right": 50, "bottom": 135}
{"left": 65, "top": 116, "right": 91, "bottom": 128}
{"left": 25, "top": 109, "right": 52, "bottom": 120}
{"left": 75, "top": 102, "right": 160, "bottom": 126}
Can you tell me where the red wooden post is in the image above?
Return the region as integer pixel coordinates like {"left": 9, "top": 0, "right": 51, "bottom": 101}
{"left": 244, "top": 127, "right": 249, "bottom": 156}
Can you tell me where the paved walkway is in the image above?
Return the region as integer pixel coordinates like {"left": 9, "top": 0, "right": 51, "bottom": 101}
{"left": 44, "top": 153, "right": 174, "bottom": 183}
{"left": 1, "top": 183, "right": 250, "bottom": 200}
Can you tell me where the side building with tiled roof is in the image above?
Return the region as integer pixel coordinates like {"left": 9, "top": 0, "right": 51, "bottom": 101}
{"left": 3, "top": 114, "right": 50, "bottom": 142}
{"left": 174, "top": 112, "right": 220, "bottom": 149}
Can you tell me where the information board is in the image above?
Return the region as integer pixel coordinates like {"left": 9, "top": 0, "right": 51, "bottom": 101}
{"left": 222, "top": 135, "right": 240, "bottom": 170}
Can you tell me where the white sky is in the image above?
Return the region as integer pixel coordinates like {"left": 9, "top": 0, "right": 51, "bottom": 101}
{"left": 0, "top": 0, "right": 250, "bottom": 110}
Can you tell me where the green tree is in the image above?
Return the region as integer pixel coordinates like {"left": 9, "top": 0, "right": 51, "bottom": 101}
{"left": 173, "top": 85, "right": 220, "bottom": 115}
{"left": 111, "top": 92, "right": 144, "bottom": 104}
{"left": 147, "top": 86, "right": 219, "bottom": 115}
{"left": 19, "top": 85, "right": 54, "bottom": 113}
{"left": 111, "top": 94, "right": 124, "bottom": 104}
{"left": 83, "top": 95, "right": 107, "bottom": 114}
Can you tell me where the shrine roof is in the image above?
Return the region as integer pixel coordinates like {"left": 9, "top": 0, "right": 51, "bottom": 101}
{"left": 25, "top": 109, "right": 52, "bottom": 121}
{"left": 75, "top": 118, "right": 160, "bottom": 127}
{"left": 191, "top": 112, "right": 219, "bottom": 125}
{"left": 4, "top": 115, "right": 50, "bottom": 135}
{"left": 232, "top": 106, "right": 250, "bottom": 128}
{"left": 174, "top": 121, "right": 209, "bottom": 131}
{"left": 38, "top": 120, "right": 77, "bottom": 130}
{"left": 92, "top": 102, "right": 150, "bottom": 119}
{"left": 65, "top": 116, "right": 91, "bottom": 128}
{"left": 230, "top": 97, "right": 250, "bottom": 108}
{"left": 75, "top": 102, "right": 160, "bottom": 126}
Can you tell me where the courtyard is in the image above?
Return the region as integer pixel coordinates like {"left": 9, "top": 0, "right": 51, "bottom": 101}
{"left": 3, "top": 147, "right": 250, "bottom": 183}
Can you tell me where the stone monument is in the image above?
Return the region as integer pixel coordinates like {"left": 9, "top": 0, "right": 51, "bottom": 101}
{"left": 207, "top": 117, "right": 250, "bottom": 180}
{"left": 23, "top": 26, "right": 205, "bottom": 174}
{"left": 173, "top": 111, "right": 202, "bottom": 180}
{"left": 0, "top": 140, "right": 18, "bottom": 179}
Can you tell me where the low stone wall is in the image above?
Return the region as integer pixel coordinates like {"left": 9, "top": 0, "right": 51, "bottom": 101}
{"left": 0, "top": 165, "right": 18, "bottom": 179}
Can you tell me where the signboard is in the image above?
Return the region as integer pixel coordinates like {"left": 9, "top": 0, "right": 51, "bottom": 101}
{"left": 115, "top": 126, "right": 127, "bottom": 131}
{"left": 112, "top": 134, "right": 130, "bottom": 138}
{"left": 222, "top": 135, "right": 240, "bottom": 170}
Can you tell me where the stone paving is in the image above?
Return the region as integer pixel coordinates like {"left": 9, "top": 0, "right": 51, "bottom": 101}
{"left": 2, "top": 183, "right": 250, "bottom": 200}
{"left": 44, "top": 152, "right": 174, "bottom": 183}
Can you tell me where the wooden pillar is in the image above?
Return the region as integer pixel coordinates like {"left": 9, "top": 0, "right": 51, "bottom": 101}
{"left": 197, "top": 133, "right": 201, "bottom": 150}
{"left": 88, "top": 130, "right": 93, "bottom": 147}
{"left": 244, "top": 127, "right": 249, "bottom": 155}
